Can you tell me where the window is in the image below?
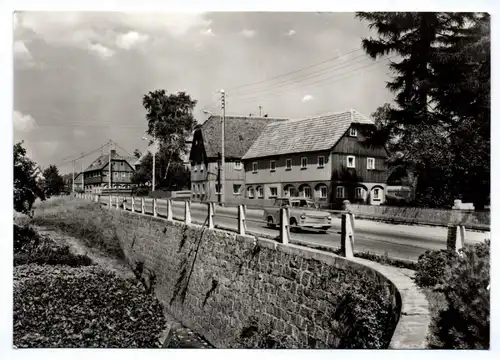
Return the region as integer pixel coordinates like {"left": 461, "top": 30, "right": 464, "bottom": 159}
{"left": 192, "top": 184, "right": 197, "bottom": 194}
{"left": 201, "top": 184, "right": 205, "bottom": 194}
{"left": 367, "top": 157, "right": 375, "bottom": 170}
{"left": 304, "top": 186, "right": 312, "bottom": 198}
{"left": 233, "top": 184, "right": 242, "bottom": 195}
{"left": 269, "top": 187, "right": 278, "bottom": 198}
{"left": 336, "top": 186, "right": 346, "bottom": 199}
{"left": 248, "top": 187, "right": 255, "bottom": 199}
{"left": 373, "top": 188, "right": 381, "bottom": 200}
{"left": 301, "top": 157, "right": 308, "bottom": 169}
{"left": 355, "top": 187, "right": 364, "bottom": 199}
{"left": 257, "top": 186, "right": 264, "bottom": 198}
{"left": 285, "top": 159, "right": 292, "bottom": 170}
{"left": 215, "top": 184, "right": 222, "bottom": 194}
{"left": 234, "top": 161, "right": 242, "bottom": 170}
{"left": 270, "top": 160, "right": 276, "bottom": 172}
{"left": 349, "top": 127, "right": 358, "bottom": 137}
{"left": 347, "top": 155, "right": 356, "bottom": 168}
{"left": 320, "top": 186, "right": 328, "bottom": 199}
{"left": 200, "top": 163, "right": 204, "bottom": 172}
{"left": 194, "top": 164, "right": 198, "bottom": 172}
{"left": 252, "top": 162, "right": 258, "bottom": 173}
{"left": 318, "top": 156, "right": 325, "bottom": 168}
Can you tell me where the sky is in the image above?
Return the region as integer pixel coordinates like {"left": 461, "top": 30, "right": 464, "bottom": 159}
{"left": 13, "top": 11, "right": 395, "bottom": 174}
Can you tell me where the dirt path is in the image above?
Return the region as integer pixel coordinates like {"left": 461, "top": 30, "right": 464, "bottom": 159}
{"left": 34, "top": 226, "right": 213, "bottom": 349}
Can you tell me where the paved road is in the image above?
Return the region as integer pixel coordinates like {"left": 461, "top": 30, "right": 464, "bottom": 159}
{"left": 125, "top": 199, "right": 489, "bottom": 262}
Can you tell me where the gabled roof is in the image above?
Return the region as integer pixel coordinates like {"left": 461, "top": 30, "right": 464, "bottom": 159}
{"left": 200, "top": 115, "right": 288, "bottom": 159}
{"left": 84, "top": 151, "right": 136, "bottom": 172}
{"left": 242, "top": 109, "right": 374, "bottom": 160}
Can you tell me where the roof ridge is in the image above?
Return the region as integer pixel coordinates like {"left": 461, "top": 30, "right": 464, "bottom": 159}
{"left": 281, "top": 109, "right": 354, "bottom": 123}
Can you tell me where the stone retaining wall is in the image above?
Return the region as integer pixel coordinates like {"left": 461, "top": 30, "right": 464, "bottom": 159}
{"left": 93, "top": 207, "right": 430, "bottom": 348}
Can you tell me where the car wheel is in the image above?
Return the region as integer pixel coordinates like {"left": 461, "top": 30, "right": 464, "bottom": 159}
{"left": 290, "top": 218, "right": 298, "bottom": 232}
{"left": 267, "top": 216, "right": 276, "bottom": 229}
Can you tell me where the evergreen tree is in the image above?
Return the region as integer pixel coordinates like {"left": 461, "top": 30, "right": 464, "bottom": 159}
{"left": 42, "top": 165, "right": 65, "bottom": 197}
{"left": 356, "top": 12, "right": 490, "bottom": 208}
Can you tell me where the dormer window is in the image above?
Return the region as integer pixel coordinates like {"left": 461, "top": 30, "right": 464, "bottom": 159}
{"left": 349, "top": 127, "right": 358, "bottom": 137}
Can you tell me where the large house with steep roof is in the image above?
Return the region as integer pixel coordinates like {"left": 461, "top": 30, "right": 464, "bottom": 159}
{"left": 241, "top": 110, "right": 389, "bottom": 207}
{"left": 81, "top": 150, "right": 137, "bottom": 193}
{"left": 189, "top": 115, "right": 288, "bottom": 203}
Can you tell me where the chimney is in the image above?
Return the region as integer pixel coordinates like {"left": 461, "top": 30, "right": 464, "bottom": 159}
{"left": 110, "top": 150, "right": 116, "bottom": 155}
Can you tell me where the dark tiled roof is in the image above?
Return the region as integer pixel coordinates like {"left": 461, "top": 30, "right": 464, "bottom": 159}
{"left": 242, "top": 110, "right": 374, "bottom": 160}
{"left": 201, "top": 115, "right": 288, "bottom": 159}
{"left": 84, "top": 151, "right": 136, "bottom": 172}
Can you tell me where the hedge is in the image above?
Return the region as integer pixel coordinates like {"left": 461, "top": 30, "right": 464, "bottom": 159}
{"left": 13, "top": 265, "right": 166, "bottom": 348}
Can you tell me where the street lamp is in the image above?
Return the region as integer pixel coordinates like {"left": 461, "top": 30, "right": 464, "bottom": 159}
{"left": 141, "top": 134, "right": 156, "bottom": 192}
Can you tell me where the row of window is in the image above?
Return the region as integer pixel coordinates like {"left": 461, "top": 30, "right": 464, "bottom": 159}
{"left": 192, "top": 182, "right": 381, "bottom": 201}
{"left": 85, "top": 172, "right": 131, "bottom": 179}
{"left": 193, "top": 161, "right": 244, "bottom": 172}
{"left": 251, "top": 156, "right": 376, "bottom": 173}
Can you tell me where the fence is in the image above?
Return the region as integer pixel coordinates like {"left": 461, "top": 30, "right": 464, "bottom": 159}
{"left": 74, "top": 192, "right": 475, "bottom": 258}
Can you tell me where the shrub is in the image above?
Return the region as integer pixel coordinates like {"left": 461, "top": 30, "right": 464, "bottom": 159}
{"left": 414, "top": 249, "right": 457, "bottom": 288}
{"left": 30, "top": 199, "right": 125, "bottom": 260}
{"left": 429, "top": 241, "right": 490, "bottom": 349}
{"left": 13, "top": 265, "right": 166, "bottom": 348}
{"left": 14, "top": 224, "right": 92, "bottom": 267}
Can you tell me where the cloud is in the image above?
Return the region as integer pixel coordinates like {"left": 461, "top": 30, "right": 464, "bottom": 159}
{"left": 241, "top": 29, "right": 256, "bottom": 38}
{"left": 88, "top": 43, "right": 114, "bottom": 58}
{"left": 73, "top": 129, "right": 86, "bottom": 137}
{"left": 301, "top": 94, "right": 314, "bottom": 102}
{"left": 14, "top": 110, "right": 36, "bottom": 132}
{"left": 116, "top": 31, "right": 149, "bottom": 50}
{"left": 200, "top": 28, "right": 215, "bottom": 36}
{"left": 37, "top": 141, "right": 59, "bottom": 156}
{"left": 13, "top": 40, "right": 35, "bottom": 67}
{"left": 287, "top": 29, "right": 296, "bottom": 36}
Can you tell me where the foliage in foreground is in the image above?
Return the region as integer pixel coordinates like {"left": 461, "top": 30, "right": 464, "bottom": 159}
{"left": 14, "top": 265, "right": 166, "bottom": 348}
{"left": 30, "top": 199, "right": 125, "bottom": 260}
{"left": 14, "top": 141, "right": 45, "bottom": 215}
{"left": 416, "top": 241, "right": 490, "bottom": 349}
{"left": 14, "top": 224, "right": 92, "bottom": 267}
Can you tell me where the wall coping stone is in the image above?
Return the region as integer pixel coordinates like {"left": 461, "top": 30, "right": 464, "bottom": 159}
{"left": 110, "top": 206, "right": 431, "bottom": 349}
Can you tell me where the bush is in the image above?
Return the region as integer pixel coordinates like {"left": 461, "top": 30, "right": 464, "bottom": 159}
{"left": 429, "top": 241, "right": 490, "bottom": 349}
{"left": 14, "top": 224, "right": 92, "bottom": 267}
{"left": 414, "top": 249, "right": 457, "bottom": 288}
{"left": 30, "top": 200, "right": 125, "bottom": 260}
{"left": 13, "top": 265, "right": 166, "bottom": 348}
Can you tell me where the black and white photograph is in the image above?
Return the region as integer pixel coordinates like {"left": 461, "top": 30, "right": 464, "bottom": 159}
{"left": 9, "top": 4, "right": 491, "bottom": 353}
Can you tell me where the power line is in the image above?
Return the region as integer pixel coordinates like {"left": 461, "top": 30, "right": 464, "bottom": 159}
{"left": 229, "top": 52, "right": 369, "bottom": 96}
{"left": 227, "top": 56, "right": 395, "bottom": 105}
{"left": 225, "top": 47, "right": 364, "bottom": 92}
{"left": 55, "top": 141, "right": 110, "bottom": 168}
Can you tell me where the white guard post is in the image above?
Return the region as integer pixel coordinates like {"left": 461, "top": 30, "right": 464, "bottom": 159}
{"left": 153, "top": 198, "right": 158, "bottom": 217}
{"left": 341, "top": 213, "right": 355, "bottom": 259}
{"left": 208, "top": 202, "right": 215, "bottom": 229}
{"left": 141, "top": 198, "right": 145, "bottom": 214}
{"left": 131, "top": 197, "right": 135, "bottom": 212}
{"left": 279, "top": 206, "right": 290, "bottom": 244}
{"left": 184, "top": 200, "right": 192, "bottom": 225}
{"left": 238, "top": 204, "right": 246, "bottom": 235}
{"left": 167, "top": 199, "right": 173, "bottom": 221}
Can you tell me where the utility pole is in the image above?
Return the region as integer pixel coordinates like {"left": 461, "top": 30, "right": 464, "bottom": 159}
{"left": 108, "top": 140, "right": 112, "bottom": 190}
{"left": 152, "top": 127, "right": 156, "bottom": 192}
{"left": 259, "top": 105, "right": 262, "bottom": 117}
{"left": 220, "top": 89, "right": 226, "bottom": 205}
{"left": 72, "top": 160, "right": 75, "bottom": 193}
{"left": 81, "top": 152, "right": 84, "bottom": 193}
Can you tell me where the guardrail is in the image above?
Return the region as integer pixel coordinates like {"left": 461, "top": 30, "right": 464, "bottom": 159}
{"left": 74, "top": 193, "right": 477, "bottom": 257}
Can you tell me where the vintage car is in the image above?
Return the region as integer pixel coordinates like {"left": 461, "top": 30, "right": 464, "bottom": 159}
{"left": 263, "top": 197, "right": 333, "bottom": 233}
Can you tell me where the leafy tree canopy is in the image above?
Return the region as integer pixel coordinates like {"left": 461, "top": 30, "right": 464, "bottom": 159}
{"left": 14, "top": 141, "right": 45, "bottom": 215}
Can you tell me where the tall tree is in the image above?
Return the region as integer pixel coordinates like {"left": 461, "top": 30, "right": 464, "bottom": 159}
{"left": 356, "top": 12, "right": 490, "bottom": 208}
{"left": 13, "top": 141, "right": 45, "bottom": 215}
{"left": 142, "top": 89, "right": 197, "bottom": 181}
{"left": 42, "top": 165, "right": 65, "bottom": 197}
